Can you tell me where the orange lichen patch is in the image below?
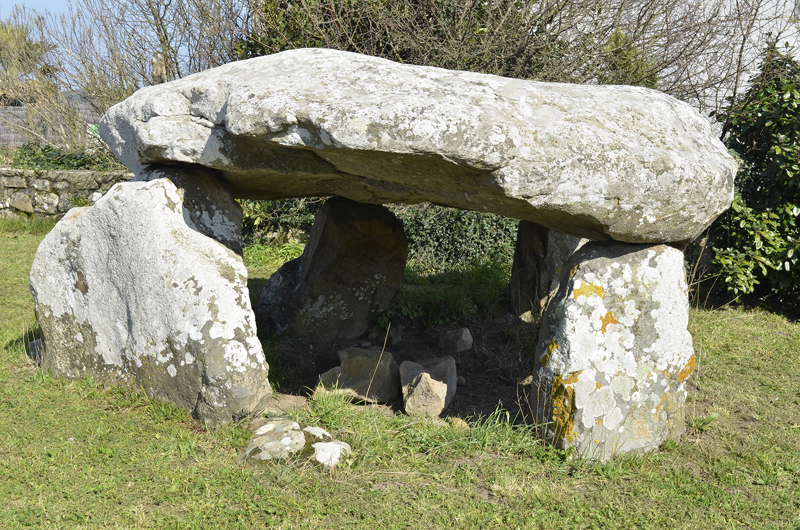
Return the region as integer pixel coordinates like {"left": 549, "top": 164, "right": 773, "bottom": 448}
{"left": 635, "top": 419, "right": 649, "bottom": 440}
{"left": 573, "top": 282, "right": 604, "bottom": 299}
{"left": 540, "top": 354, "right": 550, "bottom": 368}
{"left": 599, "top": 311, "right": 618, "bottom": 334}
{"left": 551, "top": 371, "right": 582, "bottom": 445}
{"left": 596, "top": 418, "right": 603, "bottom": 425}
{"left": 595, "top": 382, "right": 602, "bottom": 391}
{"left": 541, "top": 339, "right": 559, "bottom": 368}
{"left": 655, "top": 393, "right": 667, "bottom": 412}
{"left": 678, "top": 355, "right": 695, "bottom": 382}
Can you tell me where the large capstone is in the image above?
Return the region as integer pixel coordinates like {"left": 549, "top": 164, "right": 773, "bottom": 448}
{"left": 29, "top": 170, "right": 271, "bottom": 424}
{"left": 257, "top": 196, "right": 407, "bottom": 340}
{"left": 533, "top": 242, "right": 693, "bottom": 462}
{"left": 100, "top": 48, "right": 737, "bottom": 245}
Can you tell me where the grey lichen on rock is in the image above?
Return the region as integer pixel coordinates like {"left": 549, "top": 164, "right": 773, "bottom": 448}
{"left": 29, "top": 174, "right": 271, "bottom": 425}
{"left": 243, "top": 417, "right": 351, "bottom": 469}
{"left": 257, "top": 196, "right": 407, "bottom": 340}
{"left": 100, "top": 47, "right": 737, "bottom": 244}
{"left": 533, "top": 242, "right": 694, "bottom": 462}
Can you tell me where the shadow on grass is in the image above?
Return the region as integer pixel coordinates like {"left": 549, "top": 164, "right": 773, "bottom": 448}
{"left": 4, "top": 323, "right": 42, "bottom": 364}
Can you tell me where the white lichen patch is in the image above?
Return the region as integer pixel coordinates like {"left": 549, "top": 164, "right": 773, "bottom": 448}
{"left": 535, "top": 242, "right": 693, "bottom": 461}
{"left": 29, "top": 178, "right": 271, "bottom": 424}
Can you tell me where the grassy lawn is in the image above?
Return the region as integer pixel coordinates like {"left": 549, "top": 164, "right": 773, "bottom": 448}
{"left": 0, "top": 220, "right": 798, "bottom": 529}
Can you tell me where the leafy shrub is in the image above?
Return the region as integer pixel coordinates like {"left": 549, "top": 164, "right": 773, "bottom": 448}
{"left": 377, "top": 260, "right": 511, "bottom": 328}
{"left": 11, "top": 143, "right": 119, "bottom": 170}
{"left": 241, "top": 198, "right": 519, "bottom": 273}
{"left": 711, "top": 45, "right": 800, "bottom": 301}
{"left": 389, "top": 203, "right": 517, "bottom": 273}
{"left": 239, "top": 198, "right": 324, "bottom": 246}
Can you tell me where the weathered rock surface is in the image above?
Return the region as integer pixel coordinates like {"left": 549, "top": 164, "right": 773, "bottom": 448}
{"left": 533, "top": 242, "right": 693, "bottom": 462}
{"left": 311, "top": 440, "right": 352, "bottom": 468}
{"left": 101, "top": 48, "right": 737, "bottom": 244}
{"left": 400, "top": 356, "right": 458, "bottom": 416}
{"left": 243, "top": 417, "right": 351, "bottom": 468}
{"left": 29, "top": 173, "right": 271, "bottom": 424}
{"left": 318, "top": 347, "right": 401, "bottom": 403}
{"left": 438, "top": 328, "right": 473, "bottom": 352}
{"left": 244, "top": 418, "right": 308, "bottom": 461}
{"left": 257, "top": 196, "right": 407, "bottom": 340}
{"left": 137, "top": 166, "right": 244, "bottom": 254}
{"left": 509, "top": 222, "right": 587, "bottom": 321}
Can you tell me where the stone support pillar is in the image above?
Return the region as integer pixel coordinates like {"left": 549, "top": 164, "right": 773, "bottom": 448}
{"left": 30, "top": 167, "right": 271, "bottom": 425}
{"left": 533, "top": 242, "right": 694, "bottom": 461}
{"left": 257, "top": 196, "right": 408, "bottom": 340}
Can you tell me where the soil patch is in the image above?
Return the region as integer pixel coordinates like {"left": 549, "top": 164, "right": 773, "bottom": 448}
{"left": 260, "top": 313, "right": 541, "bottom": 424}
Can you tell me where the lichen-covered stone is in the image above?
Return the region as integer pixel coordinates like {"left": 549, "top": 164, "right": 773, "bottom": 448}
{"left": 244, "top": 419, "right": 308, "bottom": 461}
{"left": 33, "top": 192, "right": 59, "bottom": 215}
{"left": 29, "top": 175, "right": 270, "bottom": 425}
{"left": 100, "top": 48, "right": 737, "bottom": 244}
{"left": 257, "top": 196, "right": 407, "bottom": 340}
{"left": 243, "top": 418, "right": 351, "bottom": 468}
{"left": 533, "top": 242, "right": 693, "bottom": 461}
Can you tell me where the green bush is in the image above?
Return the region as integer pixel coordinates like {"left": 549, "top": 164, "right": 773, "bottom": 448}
{"left": 11, "top": 143, "right": 119, "bottom": 170}
{"left": 389, "top": 203, "right": 517, "bottom": 273}
{"left": 241, "top": 198, "right": 519, "bottom": 273}
{"left": 711, "top": 45, "right": 800, "bottom": 301}
{"left": 239, "top": 198, "right": 325, "bottom": 246}
{"left": 377, "top": 260, "right": 511, "bottom": 328}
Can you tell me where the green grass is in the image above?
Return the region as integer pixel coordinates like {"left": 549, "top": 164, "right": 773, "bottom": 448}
{"left": 243, "top": 242, "right": 304, "bottom": 311}
{"left": 1, "top": 220, "right": 799, "bottom": 528}
{"left": 378, "top": 260, "right": 512, "bottom": 328}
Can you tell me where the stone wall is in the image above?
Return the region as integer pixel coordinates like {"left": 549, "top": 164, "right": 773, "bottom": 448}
{"left": 0, "top": 167, "right": 133, "bottom": 218}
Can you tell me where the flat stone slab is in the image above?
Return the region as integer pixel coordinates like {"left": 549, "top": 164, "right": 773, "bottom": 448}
{"left": 100, "top": 48, "right": 737, "bottom": 244}
{"left": 318, "top": 347, "right": 401, "bottom": 403}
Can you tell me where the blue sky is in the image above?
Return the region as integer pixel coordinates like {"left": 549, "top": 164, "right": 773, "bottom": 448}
{"left": 1, "top": 1, "right": 70, "bottom": 19}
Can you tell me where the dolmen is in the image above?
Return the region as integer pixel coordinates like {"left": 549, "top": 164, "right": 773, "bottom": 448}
{"left": 30, "top": 48, "right": 737, "bottom": 459}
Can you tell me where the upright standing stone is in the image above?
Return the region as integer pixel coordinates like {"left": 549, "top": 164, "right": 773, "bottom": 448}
{"left": 257, "top": 196, "right": 408, "bottom": 340}
{"left": 509, "top": 221, "right": 587, "bottom": 321}
{"left": 29, "top": 169, "right": 271, "bottom": 425}
{"left": 533, "top": 242, "right": 694, "bottom": 461}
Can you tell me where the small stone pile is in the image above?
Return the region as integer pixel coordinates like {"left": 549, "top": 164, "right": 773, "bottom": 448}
{"left": 318, "top": 347, "right": 459, "bottom": 417}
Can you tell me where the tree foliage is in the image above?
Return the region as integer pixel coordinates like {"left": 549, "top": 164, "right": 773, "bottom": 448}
{"left": 242, "top": 0, "right": 797, "bottom": 114}
{"left": 712, "top": 45, "right": 800, "bottom": 301}
{"left": 0, "top": 18, "right": 56, "bottom": 106}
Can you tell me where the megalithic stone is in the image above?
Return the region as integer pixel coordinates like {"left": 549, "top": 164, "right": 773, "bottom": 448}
{"left": 533, "top": 242, "right": 694, "bottom": 462}
{"left": 100, "top": 48, "right": 737, "bottom": 245}
{"left": 257, "top": 196, "right": 408, "bottom": 340}
{"left": 29, "top": 168, "right": 271, "bottom": 425}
